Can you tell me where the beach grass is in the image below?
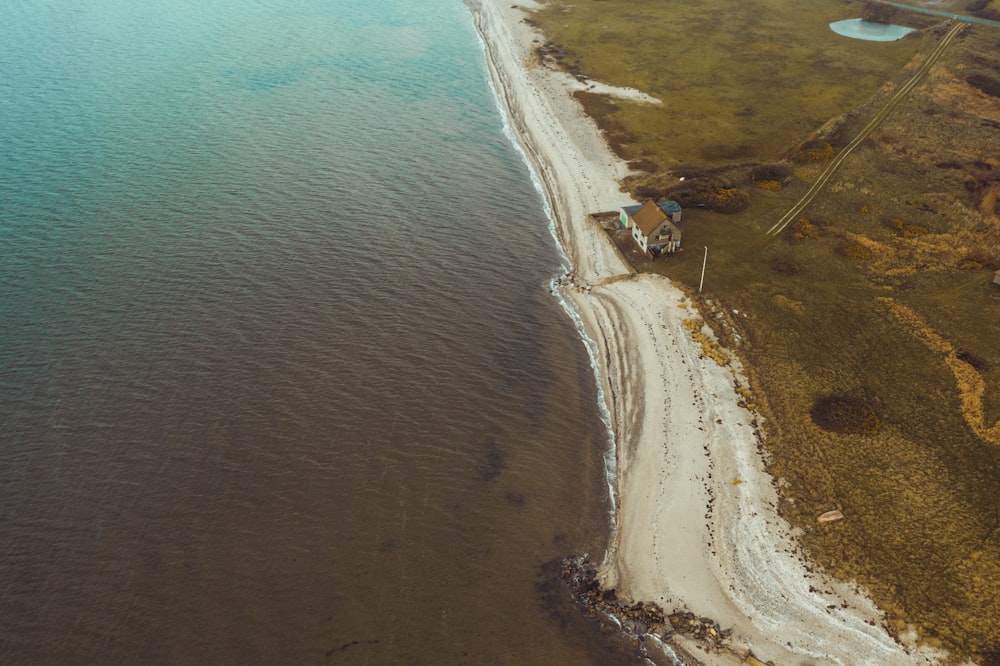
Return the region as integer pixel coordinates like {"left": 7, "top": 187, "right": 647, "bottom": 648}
{"left": 531, "top": 0, "right": 1000, "bottom": 659}
{"left": 530, "top": 0, "right": 924, "bottom": 168}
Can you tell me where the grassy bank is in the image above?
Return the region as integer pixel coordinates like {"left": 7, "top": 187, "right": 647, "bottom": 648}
{"left": 529, "top": 0, "right": 1000, "bottom": 660}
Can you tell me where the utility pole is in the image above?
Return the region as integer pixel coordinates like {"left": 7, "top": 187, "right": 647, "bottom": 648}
{"left": 699, "top": 246, "right": 708, "bottom": 294}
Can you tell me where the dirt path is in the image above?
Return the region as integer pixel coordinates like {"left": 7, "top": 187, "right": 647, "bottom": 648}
{"left": 767, "top": 21, "right": 966, "bottom": 237}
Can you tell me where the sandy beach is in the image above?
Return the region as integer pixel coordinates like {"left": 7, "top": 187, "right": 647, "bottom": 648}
{"left": 467, "top": 1, "right": 949, "bottom": 664}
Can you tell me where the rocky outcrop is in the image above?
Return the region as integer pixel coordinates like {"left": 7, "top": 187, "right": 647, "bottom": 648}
{"left": 560, "top": 555, "right": 754, "bottom": 664}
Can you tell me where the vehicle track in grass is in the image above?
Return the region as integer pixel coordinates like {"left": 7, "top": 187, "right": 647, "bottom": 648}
{"left": 767, "top": 21, "right": 966, "bottom": 237}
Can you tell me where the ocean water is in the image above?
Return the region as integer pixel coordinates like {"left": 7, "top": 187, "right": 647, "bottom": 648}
{"left": 0, "top": 1, "right": 622, "bottom": 663}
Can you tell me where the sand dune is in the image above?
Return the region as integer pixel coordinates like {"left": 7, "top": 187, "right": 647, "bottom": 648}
{"left": 467, "top": 1, "right": 945, "bottom": 663}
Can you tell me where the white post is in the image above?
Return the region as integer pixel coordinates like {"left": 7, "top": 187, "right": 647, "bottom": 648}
{"left": 699, "top": 246, "right": 708, "bottom": 293}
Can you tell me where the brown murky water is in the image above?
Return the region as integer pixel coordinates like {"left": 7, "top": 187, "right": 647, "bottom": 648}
{"left": 0, "top": 1, "right": 630, "bottom": 663}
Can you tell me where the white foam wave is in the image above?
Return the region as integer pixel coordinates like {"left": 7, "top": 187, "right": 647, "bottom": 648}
{"left": 472, "top": 12, "right": 619, "bottom": 525}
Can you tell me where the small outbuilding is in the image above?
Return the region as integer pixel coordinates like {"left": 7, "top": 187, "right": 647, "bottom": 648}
{"left": 994, "top": 269, "right": 1000, "bottom": 286}
{"left": 620, "top": 199, "right": 683, "bottom": 256}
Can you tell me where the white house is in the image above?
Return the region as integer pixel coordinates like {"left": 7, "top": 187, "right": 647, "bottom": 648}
{"left": 620, "top": 199, "right": 683, "bottom": 255}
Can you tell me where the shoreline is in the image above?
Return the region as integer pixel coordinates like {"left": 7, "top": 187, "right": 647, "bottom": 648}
{"left": 466, "top": 1, "right": 948, "bottom": 664}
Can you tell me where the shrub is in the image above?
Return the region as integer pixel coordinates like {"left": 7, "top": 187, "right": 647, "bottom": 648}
{"left": 770, "top": 259, "right": 800, "bottom": 275}
{"left": 787, "top": 139, "right": 835, "bottom": 164}
{"left": 902, "top": 225, "right": 929, "bottom": 238}
{"left": 836, "top": 238, "right": 873, "bottom": 259}
{"left": 682, "top": 318, "right": 730, "bottom": 367}
{"left": 967, "top": 74, "right": 1000, "bottom": 98}
{"left": 882, "top": 217, "right": 931, "bottom": 238}
{"left": 882, "top": 217, "right": 905, "bottom": 232}
{"left": 708, "top": 187, "right": 750, "bottom": 213}
{"left": 862, "top": 0, "right": 899, "bottom": 23}
{"left": 810, "top": 395, "right": 881, "bottom": 435}
{"left": 963, "top": 246, "right": 999, "bottom": 269}
{"left": 786, "top": 217, "right": 822, "bottom": 244}
{"left": 750, "top": 163, "right": 792, "bottom": 183}
{"left": 956, "top": 349, "right": 991, "bottom": 372}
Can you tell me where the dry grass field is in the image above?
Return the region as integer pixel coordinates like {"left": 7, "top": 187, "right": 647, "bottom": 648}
{"left": 530, "top": 0, "right": 1000, "bottom": 661}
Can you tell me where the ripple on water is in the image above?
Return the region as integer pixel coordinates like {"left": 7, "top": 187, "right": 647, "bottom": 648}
{"left": 0, "top": 1, "right": 616, "bottom": 664}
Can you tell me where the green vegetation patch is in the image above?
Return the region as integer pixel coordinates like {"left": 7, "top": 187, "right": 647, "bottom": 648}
{"left": 531, "top": 0, "right": 921, "bottom": 170}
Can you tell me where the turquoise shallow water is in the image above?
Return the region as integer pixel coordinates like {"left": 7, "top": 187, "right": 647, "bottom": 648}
{"left": 829, "top": 18, "right": 916, "bottom": 41}
{"left": 0, "top": 1, "right": 625, "bottom": 663}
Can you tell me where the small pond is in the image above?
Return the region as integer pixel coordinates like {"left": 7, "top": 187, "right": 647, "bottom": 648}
{"left": 829, "top": 18, "right": 916, "bottom": 41}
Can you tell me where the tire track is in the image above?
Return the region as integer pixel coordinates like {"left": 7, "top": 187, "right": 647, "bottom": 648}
{"left": 767, "top": 21, "right": 965, "bottom": 237}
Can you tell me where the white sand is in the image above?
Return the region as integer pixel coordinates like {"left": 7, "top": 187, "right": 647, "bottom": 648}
{"left": 467, "top": 1, "right": 946, "bottom": 664}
